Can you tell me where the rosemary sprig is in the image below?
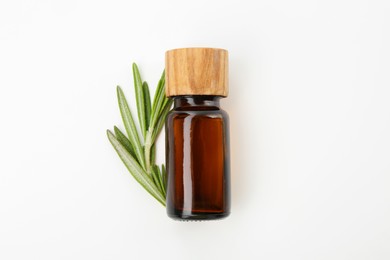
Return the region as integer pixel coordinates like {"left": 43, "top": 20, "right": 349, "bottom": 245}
{"left": 107, "top": 63, "right": 172, "bottom": 206}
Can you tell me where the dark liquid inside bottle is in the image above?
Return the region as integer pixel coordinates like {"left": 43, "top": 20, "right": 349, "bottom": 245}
{"left": 165, "top": 96, "right": 231, "bottom": 220}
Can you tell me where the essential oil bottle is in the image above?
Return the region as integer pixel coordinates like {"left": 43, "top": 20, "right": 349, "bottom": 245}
{"left": 165, "top": 48, "right": 231, "bottom": 221}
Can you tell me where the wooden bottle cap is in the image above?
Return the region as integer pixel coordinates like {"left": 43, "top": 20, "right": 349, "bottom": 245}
{"left": 165, "top": 48, "right": 229, "bottom": 97}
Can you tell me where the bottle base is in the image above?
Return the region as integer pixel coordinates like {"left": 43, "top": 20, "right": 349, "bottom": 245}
{"left": 168, "top": 211, "right": 230, "bottom": 221}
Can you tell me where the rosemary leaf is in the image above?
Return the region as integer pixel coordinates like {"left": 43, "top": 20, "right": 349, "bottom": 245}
{"left": 150, "top": 73, "right": 166, "bottom": 128}
{"left": 132, "top": 63, "right": 147, "bottom": 138}
{"left": 151, "top": 71, "right": 165, "bottom": 115}
{"left": 117, "top": 86, "right": 145, "bottom": 170}
{"left": 107, "top": 130, "right": 165, "bottom": 206}
{"left": 151, "top": 100, "right": 173, "bottom": 143}
{"left": 152, "top": 165, "right": 165, "bottom": 197}
{"left": 156, "top": 165, "right": 166, "bottom": 197}
{"left": 151, "top": 166, "right": 162, "bottom": 194}
{"left": 114, "top": 126, "right": 136, "bottom": 159}
{"left": 143, "top": 82, "right": 151, "bottom": 130}
{"left": 162, "top": 164, "right": 167, "bottom": 193}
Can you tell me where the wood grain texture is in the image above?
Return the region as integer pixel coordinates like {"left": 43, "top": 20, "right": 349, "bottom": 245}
{"left": 165, "top": 48, "right": 229, "bottom": 97}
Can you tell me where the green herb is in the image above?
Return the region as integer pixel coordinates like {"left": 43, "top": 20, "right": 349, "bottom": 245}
{"left": 107, "top": 63, "right": 173, "bottom": 206}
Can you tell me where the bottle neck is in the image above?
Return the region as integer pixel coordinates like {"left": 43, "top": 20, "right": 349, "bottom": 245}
{"left": 173, "top": 95, "right": 221, "bottom": 110}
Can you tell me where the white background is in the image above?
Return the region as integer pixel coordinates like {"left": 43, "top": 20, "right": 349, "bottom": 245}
{"left": 1, "top": 0, "right": 389, "bottom": 259}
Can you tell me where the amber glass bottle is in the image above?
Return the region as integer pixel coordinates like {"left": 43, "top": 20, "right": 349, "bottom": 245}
{"left": 165, "top": 48, "right": 231, "bottom": 220}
